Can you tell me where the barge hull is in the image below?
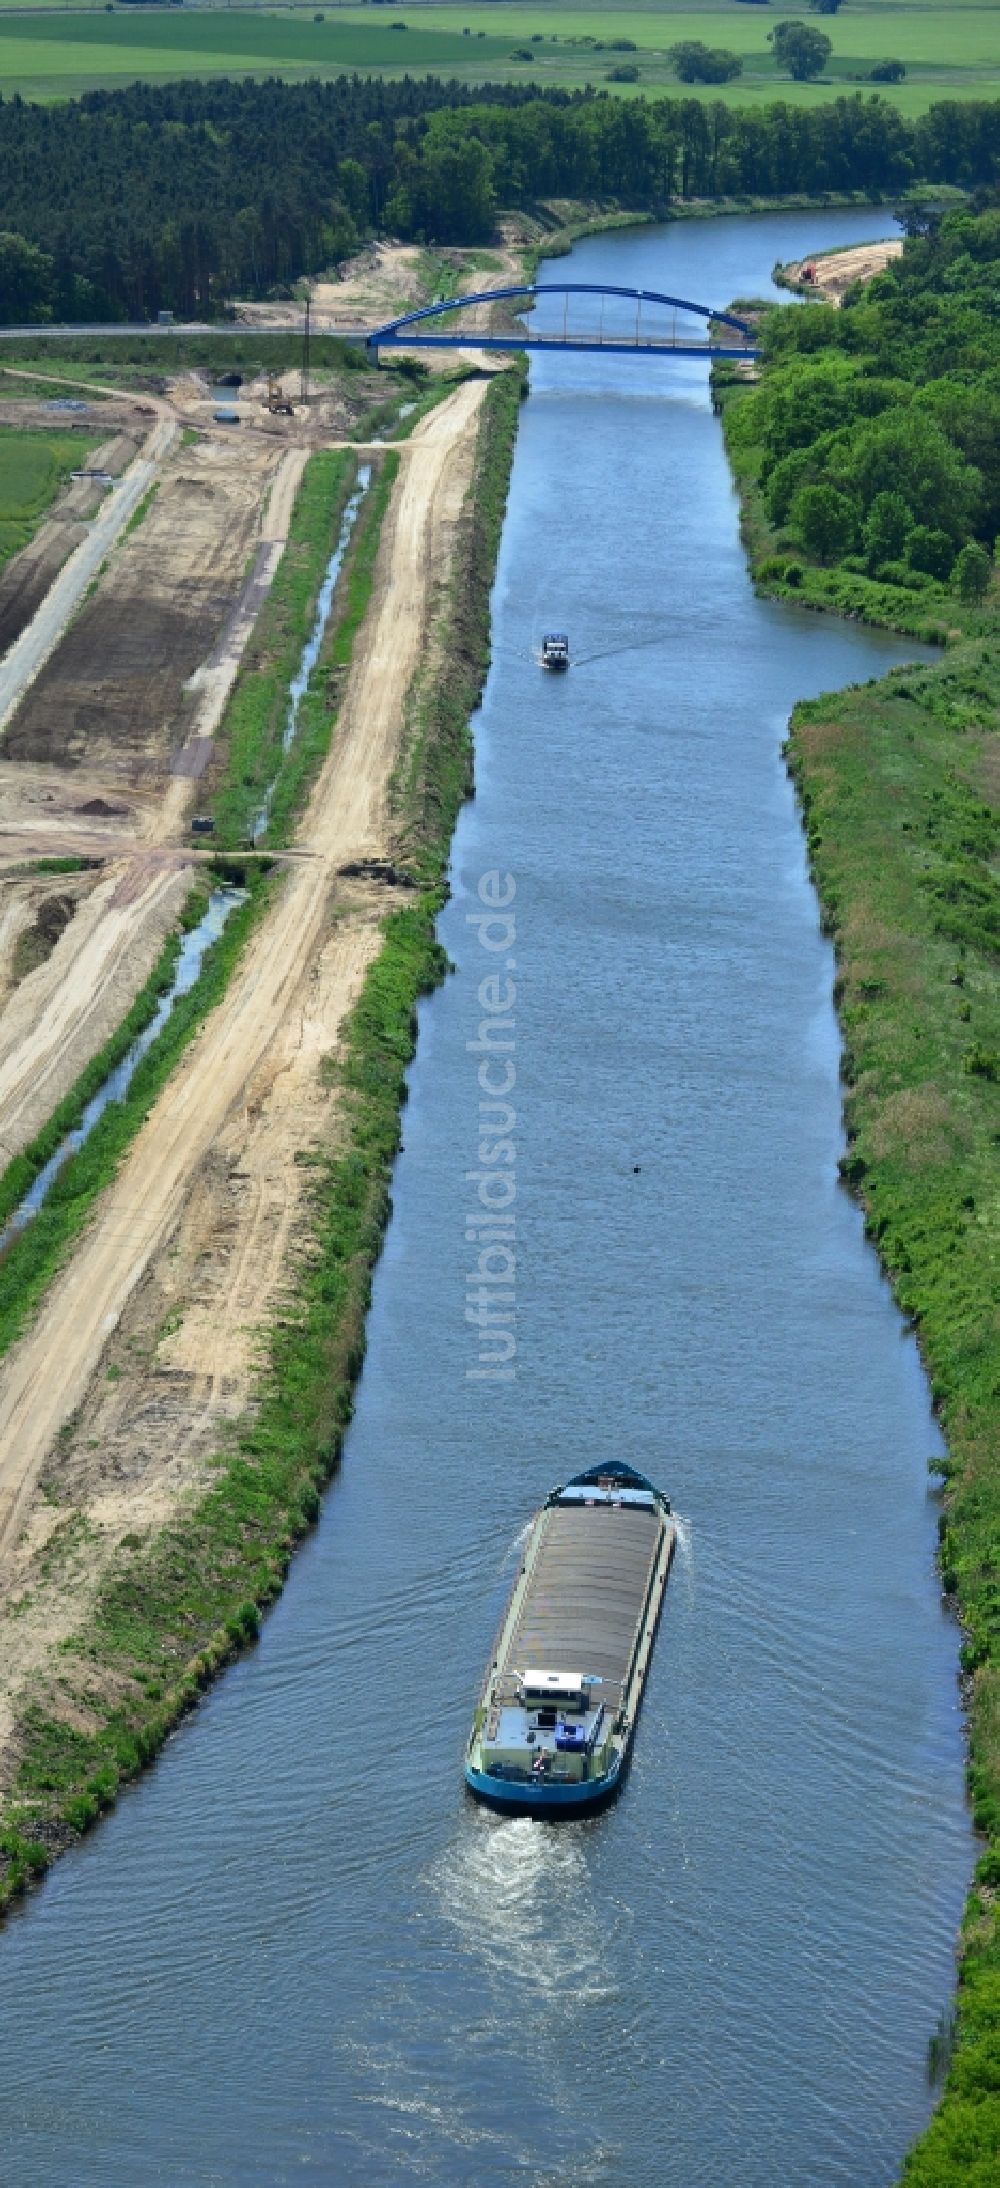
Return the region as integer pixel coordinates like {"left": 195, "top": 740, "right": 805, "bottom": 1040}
{"left": 464, "top": 1755, "right": 623, "bottom": 1817}
{"left": 465, "top": 1464, "right": 675, "bottom": 1819}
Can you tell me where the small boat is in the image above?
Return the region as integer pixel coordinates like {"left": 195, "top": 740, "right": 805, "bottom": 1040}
{"left": 465, "top": 1462, "right": 675, "bottom": 1817}
{"left": 541, "top": 631, "right": 570, "bottom": 670}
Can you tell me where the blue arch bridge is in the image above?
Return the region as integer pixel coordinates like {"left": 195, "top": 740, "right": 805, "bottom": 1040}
{"left": 366, "top": 282, "right": 759, "bottom": 362}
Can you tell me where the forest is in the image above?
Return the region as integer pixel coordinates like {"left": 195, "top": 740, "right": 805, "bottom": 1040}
{"left": 5, "top": 74, "right": 1000, "bottom": 320}
{"left": 725, "top": 202, "right": 1000, "bottom": 614}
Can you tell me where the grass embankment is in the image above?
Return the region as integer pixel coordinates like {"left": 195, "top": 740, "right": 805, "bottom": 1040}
{"left": 350, "top": 364, "right": 469, "bottom": 446}
{"left": 393, "top": 363, "right": 525, "bottom": 882}
{"left": 207, "top": 446, "right": 398, "bottom": 849}
{"left": 0, "top": 332, "right": 368, "bottom": 376}
{"left": 0, "top": 424, "right": 99, "bottom": 570}
{"left": 0, "top": 366, "right": 523, "bottom": 1911}
{"left": 787, "top": 650, "right": 1000, "bottom": 2185}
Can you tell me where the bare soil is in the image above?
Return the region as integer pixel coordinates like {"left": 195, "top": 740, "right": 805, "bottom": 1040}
{"left": 0, "top": 856, "right": 191, "bottom": 1164}
{"left": 236, "top": 242, "right": 427, "bottom": 331}
{"left": 0, "top": 866, "right": 101, "bottom": 1014}
{"left": 786, "top": 239, "right": 903, "bottom": 305}
{"left": 4, "top": 437, "right": 276, "bottom": 785}
{"left": 0, "top": 394, "right": 301, "bottom": 1162}
{"left": 0, "top": 380, "right": 490, "bottom": 1779}
{"left": 235, "top": 235, "right": 531, "bottom": 379}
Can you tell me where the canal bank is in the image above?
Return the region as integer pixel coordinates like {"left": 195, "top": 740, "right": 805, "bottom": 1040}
{"left": 716, "top": 215, "right": 1000, "bottom": 2180}
{"left": 0, "top": 379, "right": 506, "bottom": 1899}
{"left": 0, "top": 210, "right": 975, "bottom": 2186}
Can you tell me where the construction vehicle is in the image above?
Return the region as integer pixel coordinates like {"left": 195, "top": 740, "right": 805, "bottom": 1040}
{"left": 265, "top": 373, "right": 294, "bottom": 416}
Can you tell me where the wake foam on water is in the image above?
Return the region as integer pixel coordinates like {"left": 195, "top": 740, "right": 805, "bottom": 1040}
{"left": 671, "top": 1510, "right": 693, "bottom": 1566}
{"left": 428, "top": 1811, "right": 615, "bottom": 2010}
{"left": 500, "top": 1519, "right": 533, "bottom": 1572}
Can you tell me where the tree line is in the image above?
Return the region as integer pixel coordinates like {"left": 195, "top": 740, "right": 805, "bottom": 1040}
{"left": 726, "top": 200, "right": 1000, "bottom": 602}
{"left": 4, "top": 75, "right": 1000, "bottom": 321}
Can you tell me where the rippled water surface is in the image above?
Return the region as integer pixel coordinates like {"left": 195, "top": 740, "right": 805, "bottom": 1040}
{"left": 0, "top": 212, "right": 974, "bottom": 2187}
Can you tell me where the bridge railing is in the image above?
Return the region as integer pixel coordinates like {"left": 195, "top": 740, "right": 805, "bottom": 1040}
{"left": 366, "top": 281, "right": 758, "bottom": 359}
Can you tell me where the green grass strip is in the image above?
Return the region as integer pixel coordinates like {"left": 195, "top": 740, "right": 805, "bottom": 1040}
{"left": 262, "top": 450, "right": 399, "bottom": 848}
{"left": 350, "top": 365, "right": 469, "bottom": 445}
{"left": 4, "top": 856, "right": 99, "bottom": 877}
{"left": 208, "top": 448, "right": 355, "bottom": 849}
{"left": 0, "top": 334, "right": 369, "bottom": 376}
{"left": 393, "top": 363, "right": 526, "bottom": 885}
{"left": 784, "top": 657, "right": 1000, "bottom": 2186}
{"left": 120, "top": 478, "right": 159, "bottom": 541}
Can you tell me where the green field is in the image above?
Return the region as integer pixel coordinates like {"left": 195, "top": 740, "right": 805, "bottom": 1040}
{"left": 1, "top": 1, "right": 1000, "bottom": 113}
{"left": 0, "top": 427, "right": 97, "bottom": 568}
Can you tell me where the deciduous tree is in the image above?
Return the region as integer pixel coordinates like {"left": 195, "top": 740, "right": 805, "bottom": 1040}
{"left": 863, "top": 490, "right": 913, "bottom": 570}
{"left": 954, "top": 540, "right": 991, "bottom": 601}
{"left": 791, "top": 482, "right": 857, "bottom": 561}
{"left": 769, "top": 23, "right": 833, "bottom": 80}
{"left": 669, "top": 42, "right": 743, "bottom": 85}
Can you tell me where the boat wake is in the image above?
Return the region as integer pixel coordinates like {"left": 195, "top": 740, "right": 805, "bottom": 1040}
{"left": 499, "top": 1518, "right": 532, "bottom": 1572}
{"left": 428, "top": 1812, "right": 615, "bottom": 2010}
{"left": 671, "top": 1510, "right": 693, "bottom": 1566}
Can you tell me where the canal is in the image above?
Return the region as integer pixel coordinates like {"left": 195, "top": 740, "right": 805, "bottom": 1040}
{"left": 0, "top": 210, "right": 975, "bottom": 2186}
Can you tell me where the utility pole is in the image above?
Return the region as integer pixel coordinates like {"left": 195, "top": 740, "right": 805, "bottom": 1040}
{"left": 301, "top": 293, "right": 311, "bottom": 406}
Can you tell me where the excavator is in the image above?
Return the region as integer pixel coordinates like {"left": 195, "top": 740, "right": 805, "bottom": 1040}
{"left": 264, "top": 372, "right": 294, "bottom": 417}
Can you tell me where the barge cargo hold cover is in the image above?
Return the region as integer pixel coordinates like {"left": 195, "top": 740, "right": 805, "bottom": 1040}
{"left": 465, "top": 1462, "right": 675, "bottom": 1816}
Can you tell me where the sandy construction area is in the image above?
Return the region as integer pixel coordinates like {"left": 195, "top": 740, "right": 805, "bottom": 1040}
{"left": 0, "top": 380, "right": 490, "bottom": 1770}
{"left": 4, "top": 434, "right": 275, "bottom": 785}
{"left": 787, "top": 238, "right": 902, "bottom": 305}
{"left": 0, "top": 414, "right": 308, "bottom": 1158}
{"left": 236, "top": 241, "right": 427, "bottom": 331}
{"left": 0, "top": 856, "right": 192, "bottom": 1163}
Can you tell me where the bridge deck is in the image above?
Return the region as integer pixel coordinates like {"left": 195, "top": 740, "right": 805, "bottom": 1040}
{"left": 371, "top": 333, "right": 758, "bottom": 357}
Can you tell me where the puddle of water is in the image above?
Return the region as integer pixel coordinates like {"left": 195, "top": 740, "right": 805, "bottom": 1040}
{"left": 252, "top": 462, "right": 372, "bottom": 842}
{"left": 0, "top": 887, "right": 244, "bottom": 1251}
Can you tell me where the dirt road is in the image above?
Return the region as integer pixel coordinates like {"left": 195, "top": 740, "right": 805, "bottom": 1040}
{"left": 0, "top": 379, "right": 488, "bottom": 1560}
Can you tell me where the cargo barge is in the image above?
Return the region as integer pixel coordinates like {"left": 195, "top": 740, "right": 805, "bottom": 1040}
{"left": 464, "top": 1461, "right": 675, "bottom": 1817}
